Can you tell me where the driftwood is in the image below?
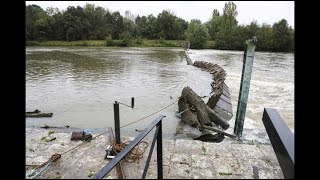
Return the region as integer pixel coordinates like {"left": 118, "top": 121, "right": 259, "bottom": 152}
{"left": 178, "top": 87, "right": 229, "bottom": 130}
{"left": 193, "top": 61, "right": 227, "bottom": 109}
{"left": 40, "top": 124, "right": 70, "bottom": 129}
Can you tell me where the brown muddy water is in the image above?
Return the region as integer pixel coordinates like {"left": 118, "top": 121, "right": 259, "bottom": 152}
{"left": 26, "top": 47, "right": 294, "bottom": 139}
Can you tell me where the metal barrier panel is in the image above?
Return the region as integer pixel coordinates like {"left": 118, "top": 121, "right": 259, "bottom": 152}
{"left": 92, "top": 115, "right": 165, "bottom": 179}
{"left": 262, "top": 108, "right": 294, "bottom": 179}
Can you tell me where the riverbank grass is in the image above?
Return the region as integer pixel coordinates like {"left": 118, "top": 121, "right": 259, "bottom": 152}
{"left": 26, "top": 39, "right": 215, "bottom": 49}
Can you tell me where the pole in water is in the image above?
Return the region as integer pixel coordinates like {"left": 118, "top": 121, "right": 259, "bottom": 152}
{"left": 234, "top": 36, "right": 257, "bottom": 139}
{"left": 114, "top": 101, "right": 120, "bottom": 144}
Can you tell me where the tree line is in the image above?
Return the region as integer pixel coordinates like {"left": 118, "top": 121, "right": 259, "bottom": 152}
{"left": 26, "top": 2, "right": 294, "bottom": 52}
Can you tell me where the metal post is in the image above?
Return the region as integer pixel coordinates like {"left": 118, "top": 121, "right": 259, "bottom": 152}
{"left": 131, "top": 97, "right": 134, "bottom": 108}
{"left": 234, "top": 37, "right": 257, "bottom": 138}
{"left": 262, "top": 108, "right": 294, "bottom": 179}
{"left": 156, "top": 121, "right": 163, "bottom": 179}
{"left": 114, "top": 101, "right": 120, "bottom": 144}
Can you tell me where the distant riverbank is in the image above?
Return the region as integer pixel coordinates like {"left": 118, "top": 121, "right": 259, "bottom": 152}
{"left": 26, "top": 39, "right": 215, "bottom": 49}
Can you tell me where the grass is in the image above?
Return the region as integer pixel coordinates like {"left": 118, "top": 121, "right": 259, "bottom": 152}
{"left": 201, "top": 146, "right": 207, "bottom": 154}
{"left": 48, "top": 130, "right": 55, "bottom": 135}
{"left": 175, "top": 126, "right": 184, "bottom": 135}
{"left": 55, "top": 175, "right": 62, "bottom": 179}
{"left": 219, "top": 172, "right": 233, "bottom": 176}
{"left": 26, "top": 39, "right": 216, "bottom": 49}
{"left": 264, "top": 158, "right": 272, "bottom": 165}
{"left": 29, "top": 148, "right": 34, "bottom": 152}
{"left": 41, "top": 136, "right": 47, "bottom": 141}
{"left": 87, "top": 171, "right": 95, "bottom": 178}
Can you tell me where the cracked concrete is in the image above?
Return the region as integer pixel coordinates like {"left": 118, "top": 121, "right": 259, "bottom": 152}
{"left": 26, "top": 128, "right": 283, "bottom": 179}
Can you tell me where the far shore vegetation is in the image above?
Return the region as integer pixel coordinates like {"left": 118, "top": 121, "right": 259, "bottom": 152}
{"left": 26, "top": 1, "right": 294, "bottom": 52}
{"left": 26, "top": 39, "right": 215, "bottom": 49}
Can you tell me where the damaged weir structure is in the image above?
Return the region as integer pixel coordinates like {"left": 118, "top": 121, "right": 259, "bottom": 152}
{"left": 178, "top": 52, "right": 235, "bottom": 142}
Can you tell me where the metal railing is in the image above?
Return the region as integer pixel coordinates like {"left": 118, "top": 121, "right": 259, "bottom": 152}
{"left": 262, "top": 108, "right": 294, "bottom": 179}
{"left": 92, "top": 115, "right": 166, "bottom": 179}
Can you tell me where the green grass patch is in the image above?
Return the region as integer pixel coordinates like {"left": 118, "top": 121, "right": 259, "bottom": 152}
{"left": 55, "top": 175, "right": 62, "bottom": 179}
{"left": 87, "top": 171, "right": 95, "bottom": 178}
{"left": 48, "top": 130, "right": 55, "bottom": 135}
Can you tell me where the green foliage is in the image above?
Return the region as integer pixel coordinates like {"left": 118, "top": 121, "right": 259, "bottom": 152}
{"left": 135, "top": 36, "right": 143, "bottom": 45}
{"left": 26, "top": 2, "right": 294, "bottom": 52}
{"left": 119, "top": 31, "right": 132, "bottom": 46}
{"left": 186, "top": 19, "right": 208, "bottom": 49}
{"left": 219, "top": 172, "right": 233, "bottom": 176}
{"left": 105, "top": 35, "right": 113, "bottom": 46}
{"left": 206, "top": 11, "right": 222, "bottom": 40}
{"left": 48, "top": 130, "right": 55, "bottom": 135}
{"left": 272, "top": 19, "right": 294, "bottom": 52}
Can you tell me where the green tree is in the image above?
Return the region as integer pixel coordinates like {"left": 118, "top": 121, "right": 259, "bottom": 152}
{"left": 186, "top": 19, "right": 208, "bottom": 49}
{"left": 215, "top": 1, "right": 239, "bottom": 50}
{"left": 206, "top": 9, "right": 222, "bottom": 40}
{"left": 256, "top": 23, "right": 273, "bottom": 51}
{"left": 110, "top": 11, "right": 124, "bottom": 39}
{"left": 135, "top": 15, "right": 148, "bottom": 38}
{"left": 272, "top": 19, "right": 294, "bottom": 52}
{"left": 26, "top": 5, "right": 49, "bottom": 40}
{"left": 63, "top": 6, "right": 91, "bottom": 41}
{"left": 156, "top": 10, "right": 185, "bottom": 40}
{"left": 222, "top": 1, "right": 238, "bottom": 32}
{"left": 145, "top": 15, "right": 158, "bottom": 39}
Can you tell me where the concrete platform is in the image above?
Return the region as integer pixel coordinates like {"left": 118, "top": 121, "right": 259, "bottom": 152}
{"left": 26, "top": 128, "right": 283, "bottom": 179}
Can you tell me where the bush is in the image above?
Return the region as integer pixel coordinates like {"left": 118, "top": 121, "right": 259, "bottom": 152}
{"left": 119, "top": 32, "right": 132, "bottom": 47}
{"left": 105, "top": 35, "right": 113, "bottom": 46}
{"left": 135, "top": 36, "right": 143, "bottom": 45}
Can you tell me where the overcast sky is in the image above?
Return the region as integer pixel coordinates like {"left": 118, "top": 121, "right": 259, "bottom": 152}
{"left": 26, "top": 1, "right": 294, "bottom": 28}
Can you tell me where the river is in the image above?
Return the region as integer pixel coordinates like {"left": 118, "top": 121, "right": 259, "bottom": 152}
{"left": 26, "top": 47, "right": 294, "bottom": 139}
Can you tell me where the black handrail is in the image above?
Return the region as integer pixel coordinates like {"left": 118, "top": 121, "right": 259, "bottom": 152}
{"left": 262, "top": 108, "right": 294, "bottom": 179}
{"left": 92, "top": 115, "right": 166, "bottom": 179}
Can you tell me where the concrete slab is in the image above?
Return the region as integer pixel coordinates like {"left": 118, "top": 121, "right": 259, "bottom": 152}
{"left": 26, "top": 128, "right": 284, "bottom": 179}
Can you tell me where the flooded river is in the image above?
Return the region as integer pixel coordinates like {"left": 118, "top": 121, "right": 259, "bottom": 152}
{"left": 26, "top": 47, "right": 294, "bottom": 139}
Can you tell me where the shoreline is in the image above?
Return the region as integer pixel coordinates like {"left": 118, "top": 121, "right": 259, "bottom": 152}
{"left": 26, "top": 40, "right": 293, "bottom": 53}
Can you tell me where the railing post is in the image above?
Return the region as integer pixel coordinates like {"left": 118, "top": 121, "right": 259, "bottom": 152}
{"left": 114, "top": 101, "right": 120, "bottom": 144}
{"left": 234, "top": 37, "right": 257, "bottom": 139}
{"left": 262, "top": 108, "right": 294, "bottom": 179}
{"left": 157, "top": 121, "right": 163, "bottom": 179}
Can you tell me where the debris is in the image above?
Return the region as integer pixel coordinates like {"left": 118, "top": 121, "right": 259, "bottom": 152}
{"left": 71, "top": 131, "right": 93, "bottom": 141}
